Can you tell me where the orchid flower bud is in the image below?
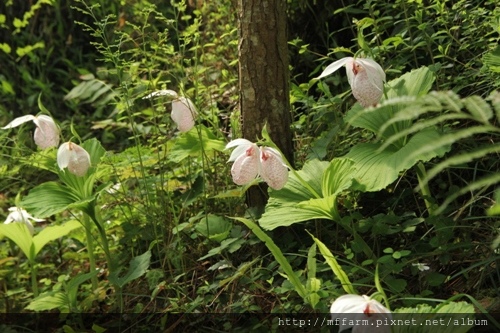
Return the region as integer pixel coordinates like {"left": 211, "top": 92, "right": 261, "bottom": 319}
{"left": 317, "top": 57, "right": 386, "bottom": 107}
{"left": 2, "top": 114, "right": 60, "bottom": 149}
{"left": 57, "top": 142, "right": 91, "bottom": 177}
{"left": 4, "top": 207, "right": 44, "bottom": 235}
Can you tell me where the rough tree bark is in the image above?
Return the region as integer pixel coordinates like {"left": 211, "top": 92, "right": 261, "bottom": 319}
{"left": 238, "top": 0, "right": 294, "bottom": 209}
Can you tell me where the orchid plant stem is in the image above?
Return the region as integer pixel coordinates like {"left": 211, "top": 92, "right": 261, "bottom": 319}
{"left": 82, "top": 214, "right": 98, "bottom": 291}
{"left": 30, "top": 261, "right": 39, "bottom": 297}
{"left": 92, "top": 208, "right": 122, "bottom": 311}
{"left": 415, "top": 162, "right": 436, "bottom": 215}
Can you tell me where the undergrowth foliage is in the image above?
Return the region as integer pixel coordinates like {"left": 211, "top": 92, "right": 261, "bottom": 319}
{"left": 0, "top": 0, "right": 499, "bottom": 331}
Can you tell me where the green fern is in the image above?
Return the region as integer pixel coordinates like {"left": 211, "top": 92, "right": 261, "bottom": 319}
{"left": 381, "top": 90, "right": 500, "bottom": 214}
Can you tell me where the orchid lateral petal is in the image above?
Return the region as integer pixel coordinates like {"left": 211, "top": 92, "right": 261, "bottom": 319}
{"left": 142, "top": 89, "right": 179, "bottom": 99}
{"left": 226, "top": 139, "right": 255, "bottom": 162}
{"left": 260, "top": 147, "right": 289, "bottom": 190}
{"left": 316, "top": 57, "right": 353, "bottom": 80}
{"left": 231, "top": 145, "right": 260, "bottom": 185}
{"left": 2, "top": 115, "right": 36, "bottom": 129}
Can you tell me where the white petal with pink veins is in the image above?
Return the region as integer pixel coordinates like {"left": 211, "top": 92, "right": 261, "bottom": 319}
{"left": 33, "top": 115, "right": 60, "bottom": 149}
{"left": 171, "top": 97, "right": 197, "bottom": 132}
{"left": 260, "top": 147, "right": 289, "bottom": 190}
{"left": 231, "top": 145, "right": 260, "bottom": 185}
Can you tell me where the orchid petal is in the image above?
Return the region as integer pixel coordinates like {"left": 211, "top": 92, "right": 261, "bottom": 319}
{"left": 356, "top": 58, "right": 386, "bottom": 92}
{"left": 33, "top": 115, "right": 60, "bottom": 149}
{"left": 260, "top": 147, "right": 289, "bottom": 190}
{"left": 57, "top": 142, "right": 91, "bottom": 177}
{"left": 231, "top": 145, "right": 260, "bottom": 185}
{"left": 142, "top": 89, "right": 179, "bottom": 99}
{"left": 2, "top": 115, "right": 36, "bottom": 129}
{"left": 171, "top": 97, "right": 197, "bottom": 132}
{"left": 57, "top": 142, "right": 71, "bottom": 170}
{"left": 330, "top": 294, "right": 391, "bottom": 332}
{"left": 316, "top": 57, "right": 353, "bottom": 80}
{"left": 4, "top": 207, "right": 44, "bottom": 235}
{"left": 226, "top": 139, "right": 255, "bottom": 162}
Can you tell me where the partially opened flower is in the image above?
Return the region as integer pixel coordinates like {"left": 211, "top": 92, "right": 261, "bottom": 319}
{"left": 317, "top": 57, "right": 386, "bottom": 107}
{"left": 57, "top": 142, "right": 91, "bottom": 177}
{"left": 2, "top": 114, "right": 60, "bottom": 149}
{"left": 143, "top": 90, "right": 197, "bottom": 132}
{"left": 4, "top": 207, "right": 44, "bottom": 235}
{"left": 330, "top": 294, "right": 392, "bottom": 333}
{"left": 226, "top": 139, "right": 289, "bottom": 190}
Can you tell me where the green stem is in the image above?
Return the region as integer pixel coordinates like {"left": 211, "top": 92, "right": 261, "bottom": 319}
{"left": 30, "top": 261, "right": 39, "bottom": 297}
{"left": 415, "top": 162, "right": 436, "bottom": 215}
{"left": 92, "top": 209, "right": 122, "bottom": 311}
{"left": 83, "top": 214, "right": 98, "bottom": 291}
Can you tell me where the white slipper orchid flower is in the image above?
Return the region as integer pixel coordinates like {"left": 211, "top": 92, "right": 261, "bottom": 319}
{"left": 143, "top": 90, "right": 197, "bottom": 132}
{"left": 317, "top": 57, "right": 386, "bottom": 107}
{"left": 2, "top": 114, "right": 60, "bottom": 149}
{"left": 226, "top": 139, "right": 289, "bottom": 190}
{"left": 57, "top": 142, "right": 91, "bottom": 177}
{"left": 4, "top": 207, "right": 44, "bottom": 235}
{"left": 330, "top": 294, "right": 392, "bottom": 333}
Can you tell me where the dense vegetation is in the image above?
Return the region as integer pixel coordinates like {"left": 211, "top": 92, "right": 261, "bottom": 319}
{"left": 1, "top": 0, "right": 499, "bottom": 331}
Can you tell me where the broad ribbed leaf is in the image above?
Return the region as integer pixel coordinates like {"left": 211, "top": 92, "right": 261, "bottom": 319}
{"left": 21, "top": 182, "right": 81, "bottom": 218}
{"left": 322, "top": 158, "right": 356, "bottom": 197}
{"left": 345, "top": 128, "right": 450, "bottom": 192}
{"left": 25, "top": 291, "right": 69, "bottom": 312}
{"left": 0, "top": 223, "right": 34, "bottom": 261}
{"left": 296, "top": 196, "right": 339, "bottom": 221}
{"left": 259, "top": 159, "right": 329, "bottom": 230}
{"left": 33, "top": 220, "right": 82, "bottom": 256}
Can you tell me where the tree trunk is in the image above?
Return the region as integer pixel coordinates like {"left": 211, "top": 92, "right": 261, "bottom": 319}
{"left": 238, "top": 0, "right": 293, "bottom": 209}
